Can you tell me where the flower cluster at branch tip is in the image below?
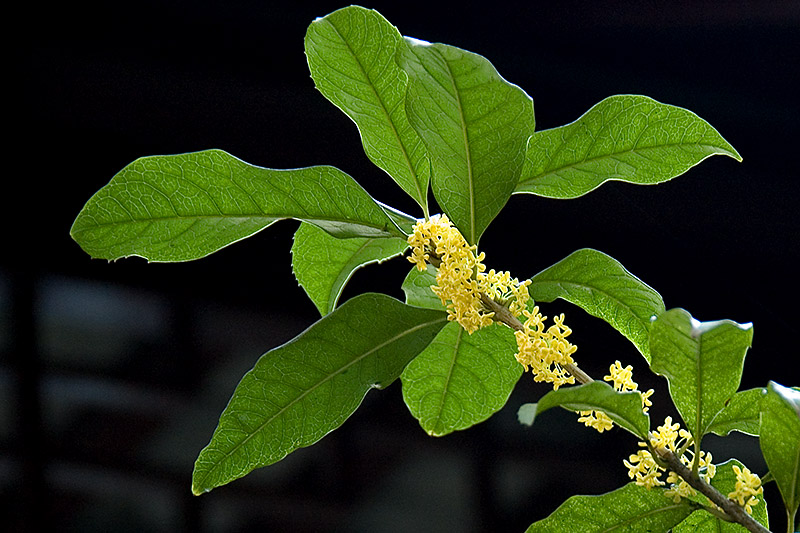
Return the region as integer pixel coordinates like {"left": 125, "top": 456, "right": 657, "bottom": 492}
{"left": 729, "top": 465, "right": 763, "bottom": 515}
{"left": 407, "top": 214, "right": 576, "bottom": 388}
{"left": 578, "top": 360, "right": 655, "bottom": 432}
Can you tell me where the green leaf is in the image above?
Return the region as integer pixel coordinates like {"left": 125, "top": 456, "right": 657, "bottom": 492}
{"left": 399, "top": 38, "right": 535, "bottom": 244}
{"left": 191, "top": 293, "right": 447, "bottom": 495}
{"left": 674, "top": 459, "right": 769, "bottom": 532}
{"left": 706, "top": 388, "right": 763, "bottom": 437}
{"left": 526, "top": 482, "right": 695, "bottom": 532}
{"left": 401, "top": 321, "right": 521, "bottom": 436}
{"left": 516, "top": 94, "right": 742, "bottom": 199}
{"left": 649, "top": 309, "right": 753, "bottom": 441}
{"left": 528, "top": 248, "right": 665, "bottom": 361}
{"left": 760, "top": 381, "right": 800, "bottom": 517}
{"left": 525, "top": 381, "right": 650, "bottom": 439}
{"left": 305, "top": 6, "right": 431, "bottom": 211}
{"left": 291, "top": 222, "right": 409, "bottom": 315}
{"left": 401, "top": 265, "right": 443, "bottom": 310}
{"left": 71, "top": 150, "right": 404, "bottom": 262}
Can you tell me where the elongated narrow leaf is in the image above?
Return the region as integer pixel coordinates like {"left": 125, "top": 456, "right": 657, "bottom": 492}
{"left": 401, "top": 265, "right": 442, "bottom": 310}
{"left": 516, "top": 94, "right": 742, "bottom": 198}
{"left": 401, "top": 321, "right": 521, "bottom": 436}
{"left": 525, "top": 381, "right": 650, "bottom": 439}
{"left": 675, "top": 459, "right": 769, "bottom": 532}
{"left": 649, "top": 309, "right": 753, "bottom": 441}
{"left": 706, "top": 387, "right": 763, "bottom": 437}
{"left": 191, "top": 293, "right": 447, "bottom": 494}
{"left": 71, "top": 149, "right": 403, "bottom": 262}
{"left": 399, "top": 38, "right": 535, "bottom": 244}
{"left": 528, "top": 249, "right": 665, "bottom": 360}
{"left": 291, "top": 222, "right": 409, "bottom": 315}
{"left": 526, "top": 482, "right": 695, "bottom": 532}
{"left": 305, "top": 6, "right": 431, "bottom": 210}
{"left": 760, "top": 381, "right": 800, "bottom": 517}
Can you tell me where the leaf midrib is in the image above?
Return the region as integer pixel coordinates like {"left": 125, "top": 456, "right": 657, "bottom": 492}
{"left": 194, "top": 313, "right": 447, "bottom": 489}
{"left": 519, "top": 141, "right": 735, "bottom": 188}
{"left": 322, "top": 17, "right": 426, "bottom": 208}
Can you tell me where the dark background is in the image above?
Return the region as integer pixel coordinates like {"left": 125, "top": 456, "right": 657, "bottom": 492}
{"left": 8, "top": 1, "right": 800, "bottom": 531}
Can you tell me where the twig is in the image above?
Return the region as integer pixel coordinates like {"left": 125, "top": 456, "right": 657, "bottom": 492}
{"left": 652, "top": 447, "right": 771, "bottom": 533}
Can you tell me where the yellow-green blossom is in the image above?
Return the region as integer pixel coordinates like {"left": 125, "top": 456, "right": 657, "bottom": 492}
{"left": 514, "top": 309, "right": 577, "bottom": 390}
{"left": 579, "top": 360, "right": 655, "bottom": 432}
{"left": 729, "top": 465, "right": 763, "bottom": 515}
{"left": 407, "top": 214, "right": 578, "bottom": 389}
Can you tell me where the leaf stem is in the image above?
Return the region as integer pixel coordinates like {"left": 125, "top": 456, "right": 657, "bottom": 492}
{"left": 652, "top": 447, "right": 771, "bottom": 533}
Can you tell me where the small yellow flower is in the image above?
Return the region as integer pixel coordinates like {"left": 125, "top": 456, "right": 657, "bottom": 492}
{"left": 578, "top": 410, "right": 614, "bottom": 432}
{"left": 514, "top": 309, "right": 577, "bottom": 390}
{"left": 624, "top": 449, "right": 665, "bottom": 489}
{"left": 729, "top": 465, "right": 763, "bottom": 515}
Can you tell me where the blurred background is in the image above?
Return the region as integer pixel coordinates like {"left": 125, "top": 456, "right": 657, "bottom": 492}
{"left": 8, "top": 0, "right": 800, "bottom": 531}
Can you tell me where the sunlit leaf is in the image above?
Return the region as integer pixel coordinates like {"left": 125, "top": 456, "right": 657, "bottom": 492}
{"left": 71, "top": 150, "right": 404, "bottom": 262}
{"left": 649, "top": 309, "right": 753, "bottom": 441}
{"left": 399, "top": 38, "right": 534, "bottom": 244}
{"left": 305, "top": 6, "right": 431, "bottom": 211}
{"left": 191, "top": 293, "right": 447, "bottom": 494}
{"left": 401, "top": 321, "right": 521, "bottom": 436}
{"left": 523, "top": 381, "right": 650, "bottom": 439}
{"left": 526, "top": 482, "right": 695, "bottom": 532}
{"left": 292, "top": 222, "right": 409, "bottom": 315}
{"left": 528, "top": 248, "right": 665, "bottom": 360}
{"left": 760, "top": 381, "right": 800, "bottom": 518}
{"left": 706, "top": 388, "right": 763, "bottom": 437}
{"left": 516, "top": 95, "right": 741, "bottom": 198}
{"left": 401, "top": 265, "right": 443, "bottom": 310}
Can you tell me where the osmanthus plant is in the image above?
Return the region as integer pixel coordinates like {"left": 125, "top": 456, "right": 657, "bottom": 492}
{"left": 69, "top": 6, "right": 799, "bottom": 533}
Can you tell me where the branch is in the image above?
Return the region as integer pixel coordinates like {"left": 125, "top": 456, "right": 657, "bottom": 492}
{"left": 653, "top": 447, "right": 771, "bottom": 533}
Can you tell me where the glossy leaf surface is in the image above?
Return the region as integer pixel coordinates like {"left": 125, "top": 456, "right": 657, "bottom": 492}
{"left": 401, "top": 321, "right": 521, "bottom": 436}
{"left": 191, "top": 293, "right": 447, "bottom": 494}
{"left": 760, "top": 381, "right": 800, "bottom": 518}
{"left": 649, "top": 309, "right": 753, "bottom": 440}
{"left": 516, "top": 95, "right": 741, "bottom": 198}
{"left": 706, "top": 387, "right": 763, "bottom": 437}
{"left": 292, "top": 222, "right": 409, "bottom": 315}
{"left": 71, "top": 150, "right": 403, "bottom": 262}
{"left": 520, "top": 381, "right": 650, "bottom": 439}
{"left": 400, "top": 38, "right": 534, "bottom": 244}
{"left": 526, "top": 482, "right": 695, "bottom": 532}
{"left": 401, "top": 265, "right": 443, "bottom": 310}
{"left": 528, "top": 248, "right": 665, "bottom": 360}
{"left": 305, "top": 6, "right": 431, "bottom": 210}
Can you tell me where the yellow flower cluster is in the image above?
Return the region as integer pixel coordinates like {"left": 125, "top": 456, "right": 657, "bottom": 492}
{"left": 407, "top": 214, "right": 528, "bottom": 333}
{"left": 624, "top": 416, "right": 717, "bottom": 502}
{"left": 579, "top": 361, "right": 655, "bottom": 433}
{"left": 407, "top": 214, "right": 575, "bottom": 388}
{"left": 728, "top": 465, "right": 763, "bottom": 515}
{"left": 514, "top": 310, "right": 577, "bottom": 390}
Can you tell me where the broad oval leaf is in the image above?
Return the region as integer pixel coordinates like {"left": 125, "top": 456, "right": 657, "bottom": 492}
{"left": 528, "top": 248, "right": 665, "bottom": 361}
{"left": 71, "top": 149, "right": 404, "bottom": 262}
{"left": 291, "top": 222, "right": 409, "bottom": 315}
{"left": 526, "top": 482, "right": 695, "bottom": 533}
{"left": 759, "top": 381, "right": 800, "bottom": 518}
{"left": 399, "top": 38, "right": 535, "bottom": 244}
{"left": 706, "top": 387, "right": 763, "bottom": 437}
{"left": 401, "top": 321, "right": 521, "bottom": 436}
{"left": 525, "top": 381, "right": 650, "bottom": 439}
{"left": 516, "top": 94, "right": 742, "bottom": 198}
{"left": 649, "top": 309, "right": 753, "bottom": 441}
{"left": 674, "top": 459, "right": 769, "bottom": 532}
{"left": 191, "top": 293, "right": 447, "bottom": 494}
{"left": 305, "top": 6, "right": 431, "bottom": 211}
